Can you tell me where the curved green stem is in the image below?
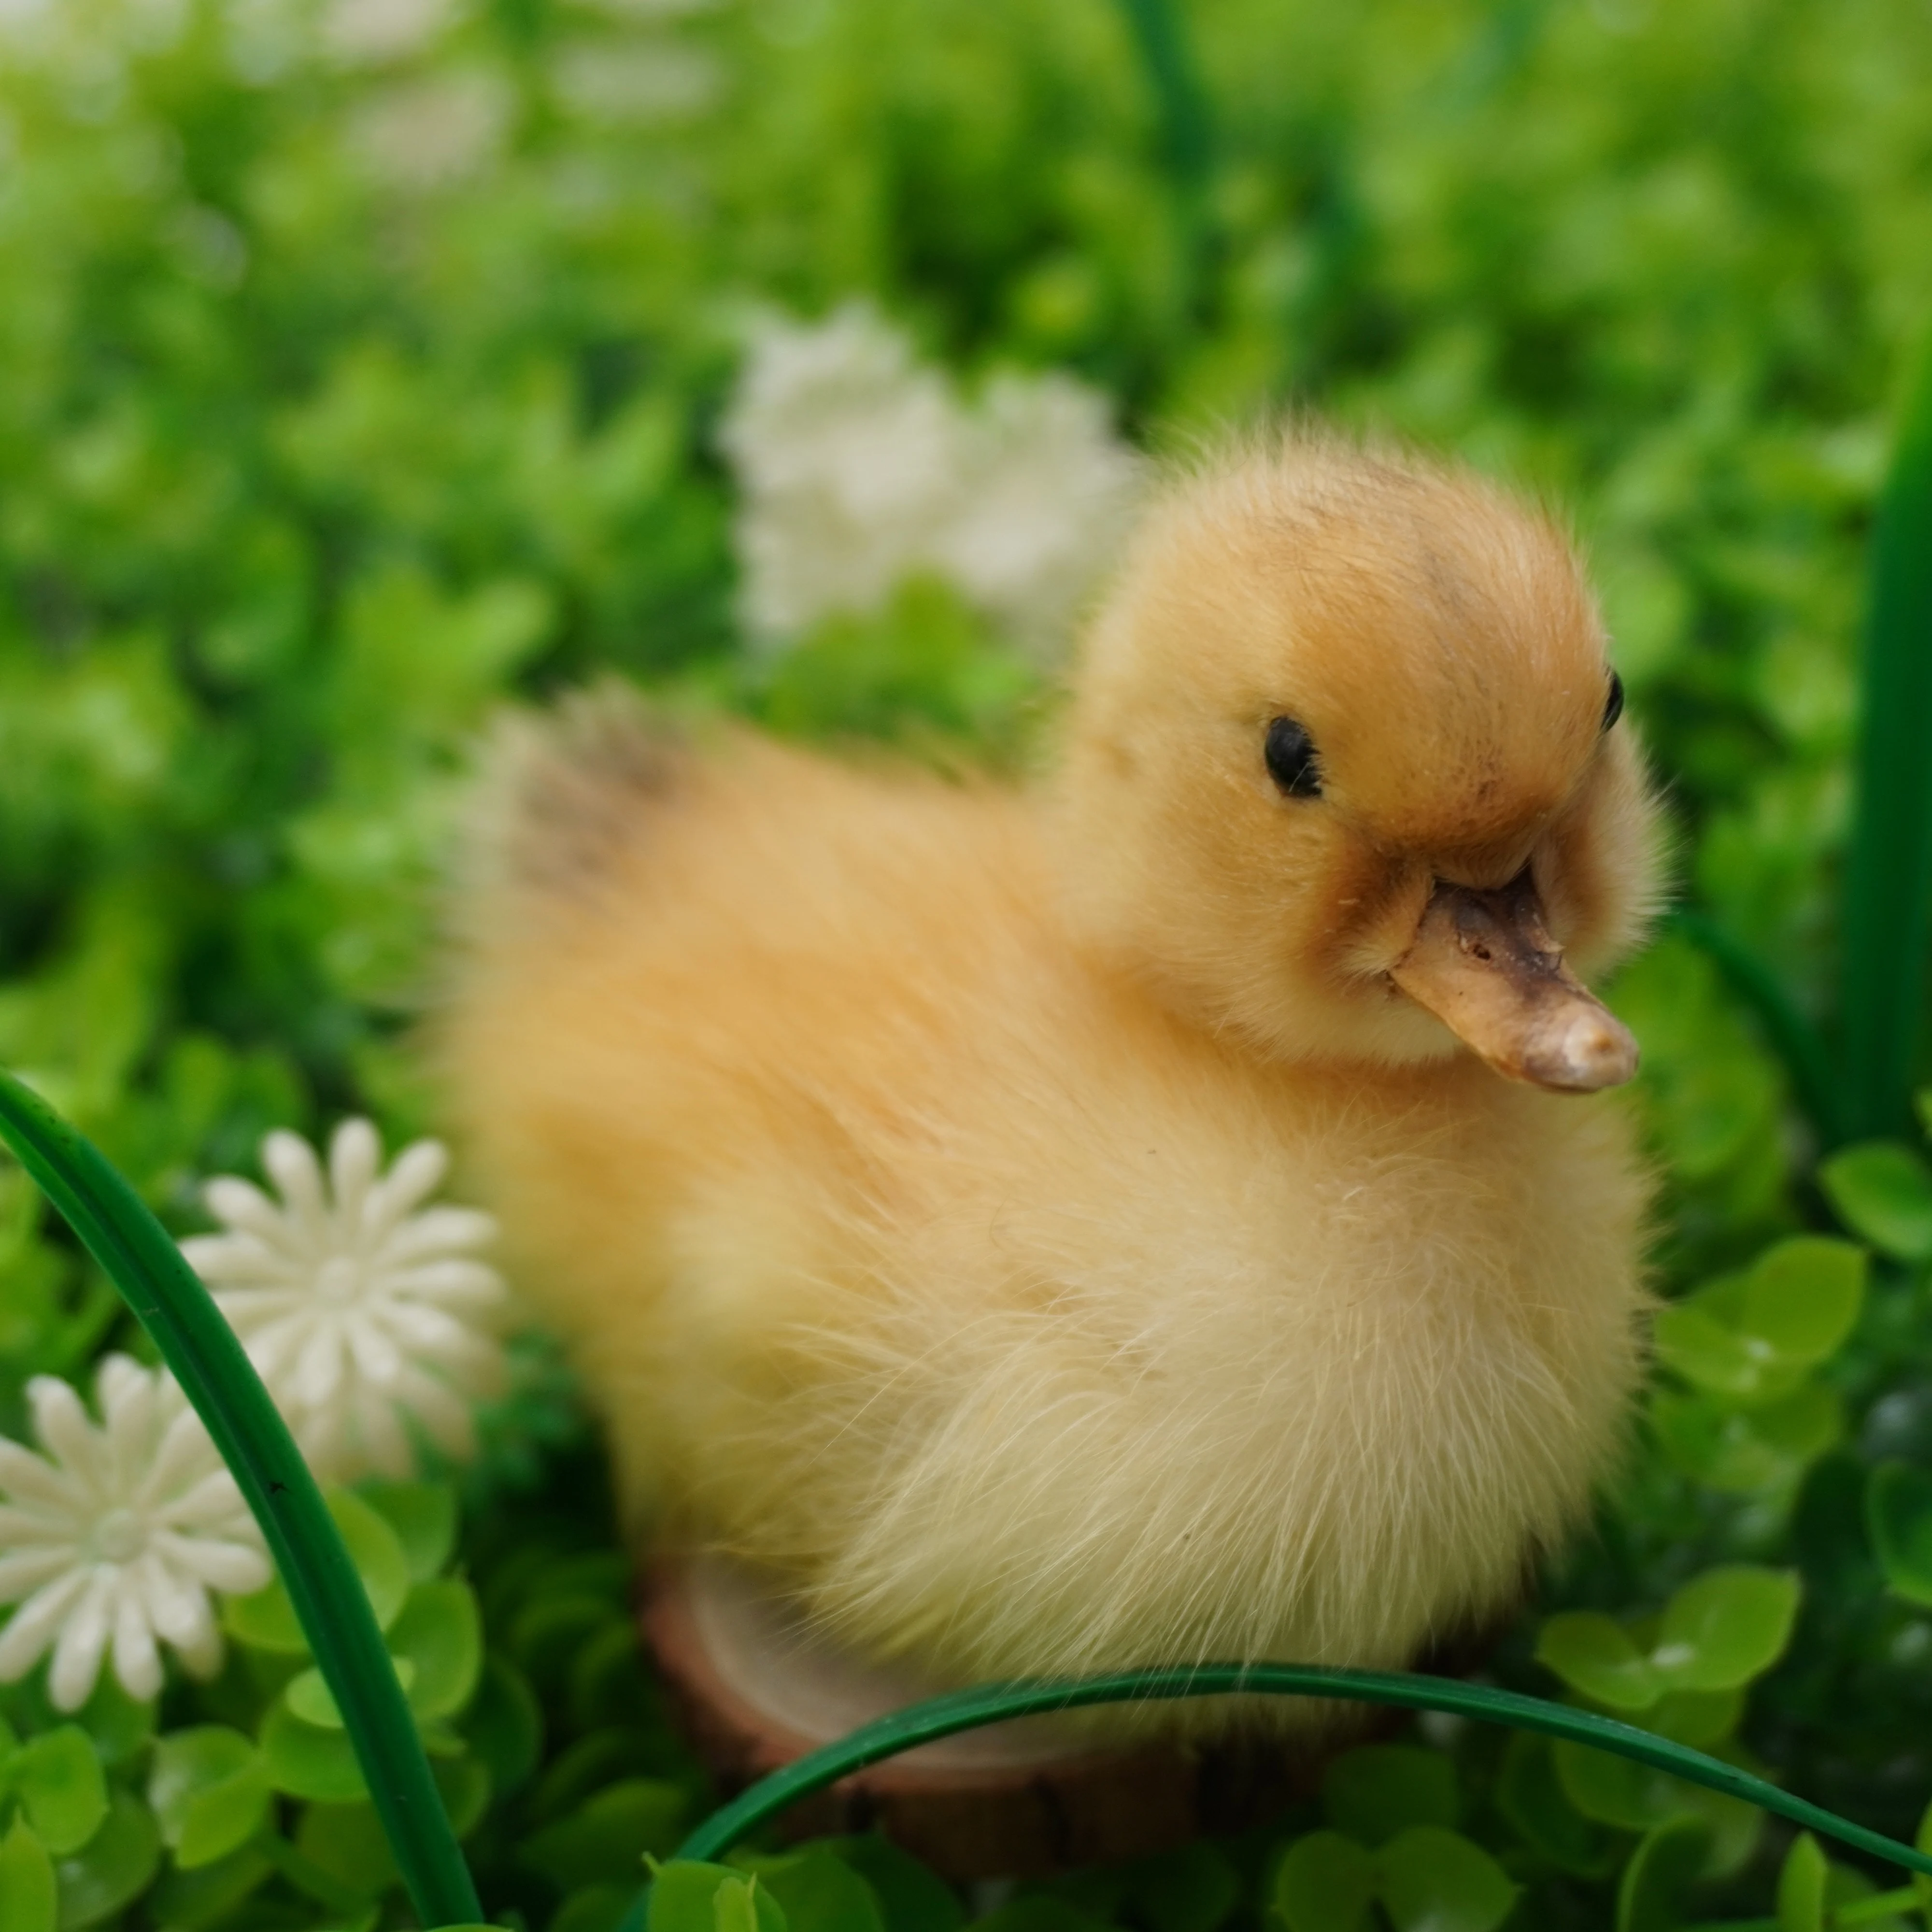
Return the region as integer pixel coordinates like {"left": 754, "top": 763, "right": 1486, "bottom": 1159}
{"left": 669, "top": 1665, "right": 1932, "bottom": 1877}
{"left": 0, "top": 1068, "right": 484, "bottom": 1931}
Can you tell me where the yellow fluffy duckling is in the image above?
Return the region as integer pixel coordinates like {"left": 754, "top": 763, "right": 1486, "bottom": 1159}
{"left": 437, "top": 432, "right": 1662, "bottom": 1726}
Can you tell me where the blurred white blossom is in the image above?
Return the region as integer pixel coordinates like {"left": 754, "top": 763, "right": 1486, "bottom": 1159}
{"left": 549, "top": 40, "right": 719, "bottom": 123}
{"left": 320, "top": 0, "right": 455, "bottom": 66}
{"left": 720, "top": 303, "right": 1143, "bottom": 660}
{"left": 183, "top": 1120, "right": 508, "bottom": 1481}
{"left": 345, "top": 69, "right": 511, "bottom": 188}
{"left": 0, "top": 1358, "right": 270, "bottom": 1710}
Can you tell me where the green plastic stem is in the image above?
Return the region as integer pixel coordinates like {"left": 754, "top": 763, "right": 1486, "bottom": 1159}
{"left": 668, "top": 1665, "right": 1932, "bottom": 1878}
{"left": 1841, "top": 334, "right": 1932, "bottom": 1141}
{"left": 1668, "top": 908, "right": 1844, "bottom": 1148}
{"left": 1112, "top": 0, "right": 1215, "bottom": 292}
{"left": 0, "top": 1068, "right": 485, "bottom": 1932}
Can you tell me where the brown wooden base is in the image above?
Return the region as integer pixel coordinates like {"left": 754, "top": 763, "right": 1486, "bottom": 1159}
{"left": 637, "top": 1558, "right": 1347, "bottom": 1881}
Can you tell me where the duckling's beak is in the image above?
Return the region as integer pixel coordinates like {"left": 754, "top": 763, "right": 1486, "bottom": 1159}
{"left": 1387, "top": 870, "right": 1638, "bottom": 1092}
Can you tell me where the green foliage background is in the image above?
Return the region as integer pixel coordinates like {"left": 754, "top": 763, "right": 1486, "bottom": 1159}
{"left": 4, "top": 0, "right": 1932, "bottom": 1926}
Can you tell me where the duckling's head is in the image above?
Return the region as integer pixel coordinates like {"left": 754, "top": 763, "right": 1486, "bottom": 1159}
{"left": 1054, "top": 433, "right": 1663, "bottom": 1089}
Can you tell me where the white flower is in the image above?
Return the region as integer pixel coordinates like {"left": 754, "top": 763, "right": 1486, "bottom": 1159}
{"left": 933, "top": 372, "right": 1143, "bottom": 656}
{"left": 0, "top": 1358, "right": 270, "bottom": 1710}
{"left": 720, "top": 304, "right": 968, "bottom": 644}
{"left": 549, "top": 39, "right": 720, "bottom": 124}
{"left": 182, "top": 1120, "right": 508, "bottom": 1482}
{"left": 719, "top": 302, "right": 1143, "bottom": 661}
{"left": 319, "top": 0, "right": 455, "bottom": 65}
{"left": 345, "top": 70, "right": 512, "bottom": 190}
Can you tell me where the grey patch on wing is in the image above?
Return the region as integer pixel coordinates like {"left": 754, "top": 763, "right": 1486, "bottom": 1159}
{"left": 472, "top": 682, "right": 690, "bottom": 901}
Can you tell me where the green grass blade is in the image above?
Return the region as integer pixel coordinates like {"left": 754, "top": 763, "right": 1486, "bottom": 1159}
{"left": 0, "top": 1068, "right": 485, "bottom": 1932}
{"left": 1112, "top": 0, "right": 1215, "bottom": 294}
{"left": 664, "top": 1664, "right": 1932, "bottom": 1879}
{"left": 1841, "top": 336, "right": 1932, "bottom": 1140}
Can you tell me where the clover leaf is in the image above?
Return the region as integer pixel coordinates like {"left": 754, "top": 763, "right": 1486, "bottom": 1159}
{"left": 224, "top": 1489, "right": 412, "bottom": 1655}
{"left": 1273, "top": 1826, "right": 1515, "bottom": 1932}
{"left": 1653, "top": 1238, "right": 1866, "bottom": 1405}
{"left": 647, "top": 1863, "right": 787, "bottom": 1932}
{"left": 1865, "top": 1461, "right": 1932, "bottom": 1605}
{"left": 10, "top": 1726, "right": 108, "bottom": 1857}
{"left": 146, "top": 1728, "right": 271, "bottom": 1870}
{"left": 1819, "top": 1141, "right": 1932, "bottom": 1261}
{"left": 0, "top": 1816, "right": 57, "bottom": 1932}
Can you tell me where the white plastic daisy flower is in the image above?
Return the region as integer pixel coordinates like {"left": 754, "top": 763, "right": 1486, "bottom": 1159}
{"left": 0, "top": 1357, "right": 270, "bottom": 1710}
{"left": 181, "top": 1120, "right": 508, "bottom": 1482}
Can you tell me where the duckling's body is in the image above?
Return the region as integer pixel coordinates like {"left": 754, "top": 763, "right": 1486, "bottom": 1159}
{"left": 442, "top": 435, "right": 1660, "bottom": 1720}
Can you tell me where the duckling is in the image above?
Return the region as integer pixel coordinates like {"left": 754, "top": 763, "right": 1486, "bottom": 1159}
{"left": 436, "top": 432, "right": 1662, "bottom": 1733}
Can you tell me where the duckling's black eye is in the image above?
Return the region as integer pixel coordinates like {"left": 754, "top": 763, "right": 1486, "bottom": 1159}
{"left": 1264, "top": 716, "right": 1322, "bottom": 798}
{"left": 1603, "top": 671, "right": 1625, "bottom": 733}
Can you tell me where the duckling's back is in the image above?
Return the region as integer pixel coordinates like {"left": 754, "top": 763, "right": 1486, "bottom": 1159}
{"left": 440, "top": 691, "right": 1649, "bottom": 1712}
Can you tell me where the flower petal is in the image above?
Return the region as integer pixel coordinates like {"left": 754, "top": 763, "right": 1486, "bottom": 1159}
{"left": 360, "top": 1138, "right": 448, "bottom": 1240}
{"left": 0, "top": 1439, "right": 83, "bottom": 1511}
{"left": 0, "top": 1568, "right": 90, "bottom": 1682}
{"left": 139, "top": 1405, "right": 227, "bottom": 1510}
{"left": 0, "top": 1546, "right": 83, "bottom": 1602}
{"left": 376, "top": 1259, "right": 508, "bottom": 1310}
{"left": 329, "top": 1119, "right": 383, "bottom": 1232}
{"left": 179, "top": 1233, "right": 301, "bottom": 1284}
{"left": 153, "top": 1532, "right": 272, "bottom": 1596}
{"left": 172, "top": 1609, "right": 224, "bottom": 1680}
{"left": 0, "top": 1501, "right": 73, "bottom": 1542}
{"left": 112, "top": 1580, "right": 163, "bottom": 1702}
{"left": 373, "top": 1207, "right": 498, "bottom": 1268}
{"left": 290, "top": 1323, "right": 347, "bottom": 1412}
{"left": 28, "top": 1378, "right": 107, "bottom": 1491}
{"left": 346, "top": 1321, "right": 406, "bottom": 1389}
{"left": 204, "top": 1176, "right": 306, "bottom": 1253}
{"left": 261, "top": 1131, "right": 330, "bottom": 1239}
{"left": 135, "top": 1551, "right": 210, "bottom": 1648}
{"left": 49, "top": 1569, "right": 114, "bottom": 1710}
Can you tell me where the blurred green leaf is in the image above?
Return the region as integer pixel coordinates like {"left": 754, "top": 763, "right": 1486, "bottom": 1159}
{"left": 1536, "top": 1614, "right": 1662, "bottom": 1711}
{"left": 292, "top": 1801, "right": 397, "bottom": 1903}
{"left": 0, "top": 1818, "right": 57, "bottom": 1932}
{"left": 11, "top": 1729, "right": 107, "bottom": 1858}
{"left": 1272, "top": 1832, "right": 1375, "bottom": 1932}
{"left": 1651, "top": 1382, "right": 1842, "bottom": 1492}
{"left": 259, "top": 1698, "right": 369, "bottom": 1803}
{"left": 520, "top": 1779, "right": 687, "bottom": 1888}
{"left": 1116, "top": 1842, "right": 1236, "bottom": 1932}
{"left": 146, "top": 1727, "right": 271, "bottom": 1870}
{"left": 387, "top": 1580, "right": 484, "bottom": 1721}
{"left": 1775, "top": 1832, "right": 1828, "bottom": 1932}
{"left": 225, "top": 1489, "right": 411, "bottom": 1654}
{"left": 1495, "top": 1734, "right": 1612, "bottom": 1878}
{"left": 52, "top": 1791, "right": 158, "bottom": 1932}
{"left": 1615, "top": 1816, "right": 1711, "bottom": 1932}
{"left": 1654, "top": 1239, "right": 1865, "bottom": 1404}
{"left": 745, "top": 1850, "right": 885, "bottom": 1932}
{"left": 1866, "top": 1462, "right": 1932, "bottom": 1605}
{"left": 357, "top": 1481, "right": 459, "bottom": 1583}
{"left": 647, "top": 1863, "right": 785, "bottom": 1932}
{"left": 1819, "top": 1141, "right": 1932, "bottom": 1258}
{"left": 1321, "top": 1745, "right": 1458, "bottom": 1846}
{"left": 823, "top": 1838, "right": 963, "bottom": 1932}
{"left": 1653, "top": 1566, "right": 1801, "bottom": 1691}
{"left": 458, "top": 1654, "right": 543, "bottom": 1799}
{"left": 1376, "top": 1827, "right": 1517, "bottom": 1932}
